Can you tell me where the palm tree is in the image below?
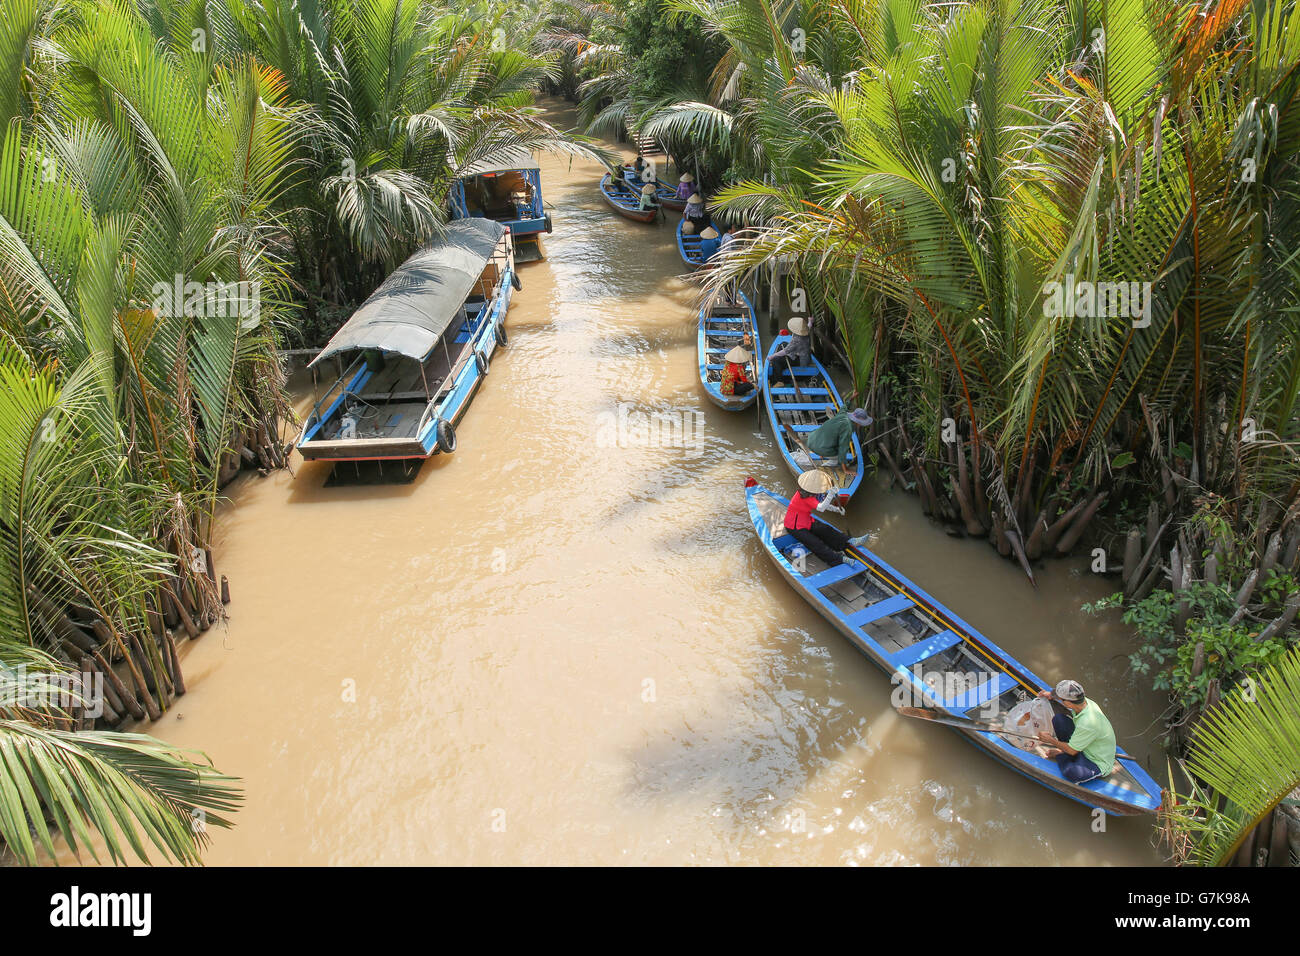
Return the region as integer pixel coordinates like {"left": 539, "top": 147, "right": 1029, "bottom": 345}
{"left": 1162, "top": 643, "right": 1300, "bottom": 866}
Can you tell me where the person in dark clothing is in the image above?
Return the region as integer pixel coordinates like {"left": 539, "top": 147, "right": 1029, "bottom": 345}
{"left": 767, "top": 316, "right": 812, "bottom": 385}
{"left": 782, "top": 470, "right": 873, "bottom": 565}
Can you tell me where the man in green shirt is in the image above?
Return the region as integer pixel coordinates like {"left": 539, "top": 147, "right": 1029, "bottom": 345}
{"left": 1035, "top": 679, "right": 1116, "bottom": 783}
{"left": 807, "top": 408, "right": 873, "bottom": 466}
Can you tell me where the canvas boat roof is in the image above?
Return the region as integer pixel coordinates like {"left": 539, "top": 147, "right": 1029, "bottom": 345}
{"left": 311, "top": 219, "right": 505, "bottom": 366}
{"left": 458, "top": 147, "right": 541, "bottom": 177}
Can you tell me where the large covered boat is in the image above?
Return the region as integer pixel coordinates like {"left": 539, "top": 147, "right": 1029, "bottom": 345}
{"left": 296, "top": 219, "right": 517, "bottom": 463}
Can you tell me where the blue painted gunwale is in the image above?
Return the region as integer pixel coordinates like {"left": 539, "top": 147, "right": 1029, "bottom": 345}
{"left": 676, "top": 219, "right": 706, "bottom": 268}
{"left": 761, "top": 335, "right": 865, "bottom": 500}
{"left": 744, "top": 481, "right": 1163, "bottom": 816}
{"left": 697, "top": 291, "right": 761, "bottom": 411}
{"left": 599, "top": 173, "right": 659, "bottom": 223}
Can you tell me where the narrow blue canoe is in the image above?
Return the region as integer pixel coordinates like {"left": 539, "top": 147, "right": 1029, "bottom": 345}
{"left": 599, "top": 172, "right": 659, "bottom": 223}
{"left": 697, "top": 291, "right": 761, "bottom": 410}
{"left": 676, "top": 219, "right": 706, "bottom": 268}
{"left": 297, "top": 219, "right": 516, "bottom": 463}
{"left": 622, "top": 165, "right": 685, "bottom": 210}
{"left": 762, "top": 335, "right": 864, "bottom": 500}
{"left": 745, "top": 480, "right": 1164, "bottom": 816}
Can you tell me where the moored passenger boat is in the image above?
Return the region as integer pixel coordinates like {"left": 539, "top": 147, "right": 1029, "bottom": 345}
{"left": 297, "top": 219, "right": 517, "bottom": 463}
{"left": 698, "top": 292, "right": 761, "bottom": 410}
{"left": 450, "top": 149, "right": 551, "bottom": 261}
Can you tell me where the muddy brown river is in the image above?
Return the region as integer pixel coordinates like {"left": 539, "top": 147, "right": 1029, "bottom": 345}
{"left": 145, "top": 101, "right": 1167, "bottom": 865}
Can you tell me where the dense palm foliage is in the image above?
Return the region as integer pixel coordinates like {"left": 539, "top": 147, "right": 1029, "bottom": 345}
{"left": 1162, "top": 643, "right": 1300, "bottom": 866}
{"left": 0, "top": 0, "right": 593, "bottom": 864}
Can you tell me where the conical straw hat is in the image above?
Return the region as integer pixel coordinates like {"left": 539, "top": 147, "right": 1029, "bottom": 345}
{"left": 679, "top": 172, "right": 694, "bottom": 183}
{"left": 681, "top": 220, "right": 696, "bottom": 235}
{"left": 798, "top": 470, "right": 833, "bottom": 494}
{"left": 700, "top": 226, "right": 719, "bottom": 239}
{"left": 688, "top": 193, "right": 703, "bottom": 204}
{"left": 724, "top": 346, "right": 751, "bottom": 364}
{"left": 788, "top": 316, "right": 808, "bottom": 335}
{"left": 641, "top": 183, "right": 655, "bottom": 194}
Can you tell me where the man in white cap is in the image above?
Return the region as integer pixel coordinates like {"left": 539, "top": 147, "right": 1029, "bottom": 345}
{"left": 782, "top": 470, "right": 872, "bottom": 565}
{"left": 1034, "top": 680, "right": 1115, "bottom": 783}
{"left": 807, "top": 408, "right": 873, "bottom": 467}
{"left": 766, "top": 316, "right": 812, "bottom": 386}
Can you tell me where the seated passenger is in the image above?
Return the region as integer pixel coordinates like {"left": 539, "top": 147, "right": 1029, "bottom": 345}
{"left": 720, "top": 346, "right": 754, "bottom": 397}
{"left": 698, "top": 225, "right": 722, "bottom": 261}
{"left": 782, "top": 470, "right": 872, "bottom": 566}
{"left": 1035, "top": 680, "right": 1116, "bottom": 783}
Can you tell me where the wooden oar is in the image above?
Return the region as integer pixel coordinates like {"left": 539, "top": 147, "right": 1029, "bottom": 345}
{"left": 897, "top": 706, "right": 1045, "bottom": 743}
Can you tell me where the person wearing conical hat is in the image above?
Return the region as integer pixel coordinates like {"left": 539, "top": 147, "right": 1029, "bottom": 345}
{"left": 782, "top": 470, "right": 873, "bottom": 566}
{"left": 699, "top": 225, "right": 722, "bottom": 262}
{"left": 766, "top": 315, "right": 813, "bottom": 386}
{"left": 638, "top": 181, "right": 659, "bottom": 211}
{"left": 675, "top": 171, "right": 695, "bottom": 201}
{"left": 683, "top": 192, "right": 710, "bottom": 233}
{"left": 720, "top": 344, "right": 754, "bottom": 398}
{"left": 807, "top": 408, "right": 874, "bottom": 468}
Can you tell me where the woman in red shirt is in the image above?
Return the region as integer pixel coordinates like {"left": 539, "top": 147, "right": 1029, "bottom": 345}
{"left": 784, "top": 471, "right": 873, "bottom": 565}
{"left": 720, "top": 345, "right": 754, "bottom": 397}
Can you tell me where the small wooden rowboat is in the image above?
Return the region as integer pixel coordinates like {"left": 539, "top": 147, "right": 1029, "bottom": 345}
{"left": 621, "top": 165, "right": 686, "bottom": 210}
{"left": 676, "top": 219, "right": 706, "bottom": 268}
{"left": 698, "top": 292, "right": 761, "bottom": 410}
{"left": 744, "top": 480, "right": 1164, "bottom": 816}
{"left": 761, "top": 335, "right": 864, "bottom": 500}
{"left": 599, "top": 172, "right": 659, "bottom": 223}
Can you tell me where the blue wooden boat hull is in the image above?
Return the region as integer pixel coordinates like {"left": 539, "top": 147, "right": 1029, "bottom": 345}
{"left": 622, "top": 166, "right": 685, "bottom": 210}
{"left": 600, "top": 173, "right": 659, "bottom": 223}
{"left": 761, "top": 336, "right": 865, "bottom": 500}
{"left": 449, "top": 168, "right": 550, "bottom": 238}
{"left": 697, "top": 292, "right": 761, "bottom": 410}
{"left": 745, "top": 481, "right": 1164, "bottom": 815}
{"left": 676, "top": 219, "right": 705, "bottom": 268}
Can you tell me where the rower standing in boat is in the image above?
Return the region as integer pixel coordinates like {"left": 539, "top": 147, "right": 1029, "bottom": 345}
{"left": 806, "top": 408, "right": 873, "bottom": 466}
{"left": 683, "top": 193, "right": 710, "bottom": 233}
{"left": 675, "top": 172, "right": 696, "bottom": 201}
{"left": 1035, "top": 680, "right": 1116, "bottom": 783}
{"left": 784, "top": 471, "right": 872, "bottom": 566}
{"left": 720, "top": 346, "right": 755, "bottom": 398}
{"left": 767, "top": 316, "right": 812, "bottom": 385}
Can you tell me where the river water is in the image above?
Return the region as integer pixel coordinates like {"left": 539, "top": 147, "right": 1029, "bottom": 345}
{"left": 146, "top": 100, "right": 1167, "bottom": 866}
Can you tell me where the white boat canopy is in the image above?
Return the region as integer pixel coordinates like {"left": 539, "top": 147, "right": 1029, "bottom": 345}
{"left": 310, "top": 219, "right": 506, "bottom": 366}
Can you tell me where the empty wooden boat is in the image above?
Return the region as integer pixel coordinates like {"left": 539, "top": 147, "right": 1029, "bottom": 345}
{"left": 761, "top": 335, "right": 864, "bottom": 500}
{"left": 676, "top": 219, "right": 706, "bottom": 268}
{"left": 450, "top": 147, "right": 550, "bottom": 262}
{"left": 621, "top": 165, "right": 685, "bottom": 210}
{"left": 698, "top": 292, "right": 761, "bottom": 410}
{"left": 744, "top": 480, "right": 1164, "bottom": 816}
{"left": 599, "top": 172, "right": 659, "bottom": 223}
{"left": 297, "top": 219, "right": 517, "bottom": 463}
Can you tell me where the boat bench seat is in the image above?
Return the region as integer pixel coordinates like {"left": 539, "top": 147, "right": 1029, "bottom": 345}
{"left": 845, "top": 593, "right": 914, "bottom": 629}
{"left": 705, "top": 330, "right": 748, "bottom": 337}
{"left": 802, "top": 563, "right": 862, "bottom": 591}
{"left": 768, "top": 388, "right": 831, "bottom": 396}
{"left": 771, "top": 402, "right": 837, "bottom": 411}
{"left": 941, "top": 673, "right": 1019, "bottom": 711}
{"left": 891, "top": 630, "right": 962, "bottom": 668}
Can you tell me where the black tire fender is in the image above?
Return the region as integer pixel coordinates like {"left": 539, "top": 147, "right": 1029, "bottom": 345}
{"left": 544, "top": 214, "right": 553, "bottom": 234}
{"left": 475, "top": 349, "right": 488, "bottom": 376}
{"left": 511, "top": 271, "right": 523, "bottom": 291}
{"left": 436, "top": 419, "right": 456, "bottom": 454}
{"left": 495, "top": 322, "right": 508, "bottom": 347}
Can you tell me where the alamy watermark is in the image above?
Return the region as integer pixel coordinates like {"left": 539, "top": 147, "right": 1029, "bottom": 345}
{"left": 1042, "top": 273, "right": 1151, "bottom": 327}
{"left": 1, "top": 664, "right": 104, "bottom": 719}
{"left": 150, "top": 276, "right": 261, "bottom": 327}
{"left": 595, "top": 403, "right": 706, "bottom": 456}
